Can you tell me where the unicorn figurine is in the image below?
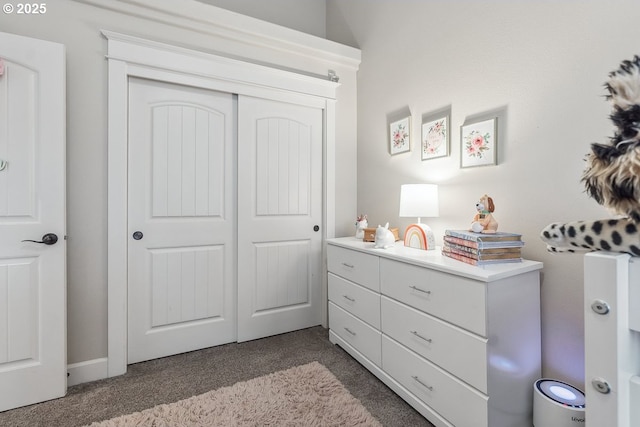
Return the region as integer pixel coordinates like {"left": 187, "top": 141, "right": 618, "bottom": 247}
{"left": 355, "top": 214, "right": 368, "bottom": 239}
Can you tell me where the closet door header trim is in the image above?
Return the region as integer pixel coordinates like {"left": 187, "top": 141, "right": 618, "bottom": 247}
{"left": 103, "top": 30, "right": 339, "bottom": 100}
{"left": 76, "top": 0, "right": 361, "bottom": 70}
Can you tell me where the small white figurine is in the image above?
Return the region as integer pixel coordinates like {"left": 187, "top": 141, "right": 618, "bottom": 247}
{"left": 355, "top": 214, "right": 368, "bottom": 239}
{"left": 374, "top": 222, "right": 395, "bottom": 249}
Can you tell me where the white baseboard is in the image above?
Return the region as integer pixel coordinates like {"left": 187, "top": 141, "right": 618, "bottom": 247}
{"left": 67, "top": 357, "right": 109, "bottom": 387}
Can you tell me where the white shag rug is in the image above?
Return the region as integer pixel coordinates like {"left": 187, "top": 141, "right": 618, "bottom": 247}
{"left": 85, "top": 361, "right": 381, "bottom": 426}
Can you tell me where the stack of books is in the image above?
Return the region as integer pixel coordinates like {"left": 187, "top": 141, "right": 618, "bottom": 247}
{"left": 442, "top": 229, "right": 524, "bottom": 266}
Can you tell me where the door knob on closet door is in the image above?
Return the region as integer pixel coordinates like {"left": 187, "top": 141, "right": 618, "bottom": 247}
{"left": 132, "top": 231, "right": 144, "bottom": 240}
{"left": 313, "top": 225, "right": 320, "bottom": 232}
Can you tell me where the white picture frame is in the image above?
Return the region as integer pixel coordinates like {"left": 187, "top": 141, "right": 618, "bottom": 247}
{"left": 389, "top": 116, "right": 411, "bottom": 155}
{"left": 460, "top": 117, "right": 497, "bottom": 168}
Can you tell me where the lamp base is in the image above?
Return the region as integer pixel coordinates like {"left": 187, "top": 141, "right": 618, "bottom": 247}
{"left": 404, "top": 223, "right": 436, "bottom": 250}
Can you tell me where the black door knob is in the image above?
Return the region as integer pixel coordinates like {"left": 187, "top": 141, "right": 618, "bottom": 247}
{"left": 22, "top": 233, "right": 58, "bottom": 245}
{"left": 313, "top": 225, "right": 320, "bottom": 232}
{"left": 132, "top": 231, "right": 144, "bottom": 240}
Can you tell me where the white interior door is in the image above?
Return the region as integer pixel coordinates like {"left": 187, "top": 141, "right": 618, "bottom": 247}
{"left": 237, "top": 95, "right": 323, "bottom": 342}
{"left": 127, "top": 77, "right": 236, "bottom": 364}
{"left": 0, "top": 32, "right": 66, "bottom": 411}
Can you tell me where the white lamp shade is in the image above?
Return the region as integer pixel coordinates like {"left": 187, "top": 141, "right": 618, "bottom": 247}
{"left": 399, "top": 184, "right": 439, "bottom": 218}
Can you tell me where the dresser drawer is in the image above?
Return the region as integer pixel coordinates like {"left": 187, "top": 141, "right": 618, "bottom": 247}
{"left": 327, "top": 245, "right": 379, "bottom": 291}
{"left": 329, "top": 302, "right": 381, "bottom": 366}
{"left": 382, "top": 335, "right": 488, "bottom": 427}
{"left": 381, "top": 296, "right": 488, "bottom": 393}
{"left": 328, "top": 273, "right": 380, "bottom": 329}
{"left": 380, "top": 258, "right": 487, "bottom": 336}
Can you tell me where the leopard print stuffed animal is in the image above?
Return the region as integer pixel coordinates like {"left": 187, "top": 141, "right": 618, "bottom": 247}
{"left": 541, "top": 56, "right": 640, "bottom": 256}
{"left": 540, "top": 218, "right": 640, "bottom": 255}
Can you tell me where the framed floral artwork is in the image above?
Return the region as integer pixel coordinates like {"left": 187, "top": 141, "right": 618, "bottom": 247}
{"left": 389, "top": 116, "right": 411, "bottom": 155}
{"left": 460, "top": 117, "right": 497, "bottom": 168}
{"left": 421, "top": 115, "right": 449, "bottom": 160}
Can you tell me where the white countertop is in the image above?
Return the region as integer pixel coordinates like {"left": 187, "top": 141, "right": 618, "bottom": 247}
{"left": 327, "top": 237, "right": 543, "bottom": 282}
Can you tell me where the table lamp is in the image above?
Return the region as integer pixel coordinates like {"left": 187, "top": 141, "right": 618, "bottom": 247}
{"left": 399, "top": 184, "right": 439, "bottom": 250}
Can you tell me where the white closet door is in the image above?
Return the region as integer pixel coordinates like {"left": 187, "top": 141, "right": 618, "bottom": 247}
{"left": 237, "top": 95, "right": 323, "bottom": 342}
{"left": 127, "top": 78, "right": 236, "bottom": 363}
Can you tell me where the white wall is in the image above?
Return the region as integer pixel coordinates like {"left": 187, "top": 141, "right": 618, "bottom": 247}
{"left": 327, "top": 0, "right": 640, "bottom": 388}
{"left": 0, "top": 0, "right": 358, "bottom": 367}
{"left": 196, "top": 0, "right": 327, "bottom": 38}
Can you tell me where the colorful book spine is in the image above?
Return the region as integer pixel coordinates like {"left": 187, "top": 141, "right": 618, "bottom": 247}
{"left": 445, "top": 229, "right": 522, "bottom": 242}
{"left": 443, "top": 242, "right": 521, "bottom": 260}
{"left": 443, "top": 235, "right": 524, "bottom": 250}
{"left": 441, "top": 249, "right": 522, "bottom": 266}
{"left": 443, "top": 240, "right": 521, "bottom": 256}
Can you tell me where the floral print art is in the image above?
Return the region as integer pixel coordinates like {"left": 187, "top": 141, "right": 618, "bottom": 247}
{"left": 422, "top": 118, "right": 447, "bottom": 159}
{"left": 464, "top": 129, "right": 490, "bottom": 158}
{"left": 389, "top": 117, "right": 411, "bottom": 154}
{"left": 460, "top": 117, "right": 497, "bottom": 168}
{"left": 393, "top": 124, "right": 408, "bottom": 149}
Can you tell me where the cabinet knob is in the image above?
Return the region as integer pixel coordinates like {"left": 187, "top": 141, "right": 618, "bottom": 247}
{"left": 591, "top": 377, "right": 611, "bottom": 394}
{"left": 591, "top": 299, "right": 610, "bottom": 315}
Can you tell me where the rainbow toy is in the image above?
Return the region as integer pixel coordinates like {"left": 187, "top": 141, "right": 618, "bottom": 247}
{"left": 404, "top": 223, "right": 435, "bottom": 250}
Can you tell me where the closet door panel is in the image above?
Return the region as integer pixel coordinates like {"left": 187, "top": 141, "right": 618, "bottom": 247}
{"left": 237, "top": 95, "right": 323, "bottom": 342}
{"left": 127, "top": 78, "right": 237, "bottom": 364}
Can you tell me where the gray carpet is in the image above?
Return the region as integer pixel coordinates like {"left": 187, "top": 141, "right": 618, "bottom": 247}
{"left": 0, "top": 326, "right": 434, "bottom": 427}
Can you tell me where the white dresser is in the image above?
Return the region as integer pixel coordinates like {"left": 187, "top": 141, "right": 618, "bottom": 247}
{"left": 584, "top": 252, "right": 640, "bottom": 426}
{"left": 327, "top": 237, "right": 543, "bottom": 427}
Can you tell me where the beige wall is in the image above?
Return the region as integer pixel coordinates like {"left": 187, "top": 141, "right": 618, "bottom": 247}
{"left": 326, "top": 0, "right": 640, "bottom": 388}
{"left": 0, "top": 0, "right": 358, "bottom": 366}
{"left": 196, "top": 0, "right": 327, "bottom": 38}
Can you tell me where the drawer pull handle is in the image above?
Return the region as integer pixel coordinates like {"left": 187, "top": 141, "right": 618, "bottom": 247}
{"left": 342, "top": 295, "right": 356, "bottom": 302}
{"left": 410, "top": 330, "right": 433, "bottom": 343}
{"left": 412, "top": 375, "right": 434, "bottom": 391}
{"left": 341, "top": 262, "right": 355, "bottom": 269}
{"left": 409, "top": 285, "right": 431, "bottom": 295}
{"left": 344, "top": 327, "right": 356, "bottom": 336}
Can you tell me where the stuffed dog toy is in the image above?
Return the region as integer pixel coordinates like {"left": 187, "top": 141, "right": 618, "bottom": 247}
{"left": 583, "top": 55, "right": 640, "bottom": 222}
{"left": 541, "top": 55, "right": 640, "bottom": 255}
{"left": 470, "top": 194, "right": 498, "bottom": 233}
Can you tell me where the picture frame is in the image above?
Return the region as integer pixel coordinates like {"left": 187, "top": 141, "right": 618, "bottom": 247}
{"left": 460, "top": 117, "right": 497, "bottom": 168}
{"left": 421, "top": 115, "right": 449, "bottom": 160}
{"left": 389, "top": 116, "right": 411, "bottom": 155}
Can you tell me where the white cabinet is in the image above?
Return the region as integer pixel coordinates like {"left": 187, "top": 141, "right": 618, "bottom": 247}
{"left": 327, "top": 237, "right": 543, "bottom": 427}
{"left": 584, "top": 252, "right": 640, "bottom": 426}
